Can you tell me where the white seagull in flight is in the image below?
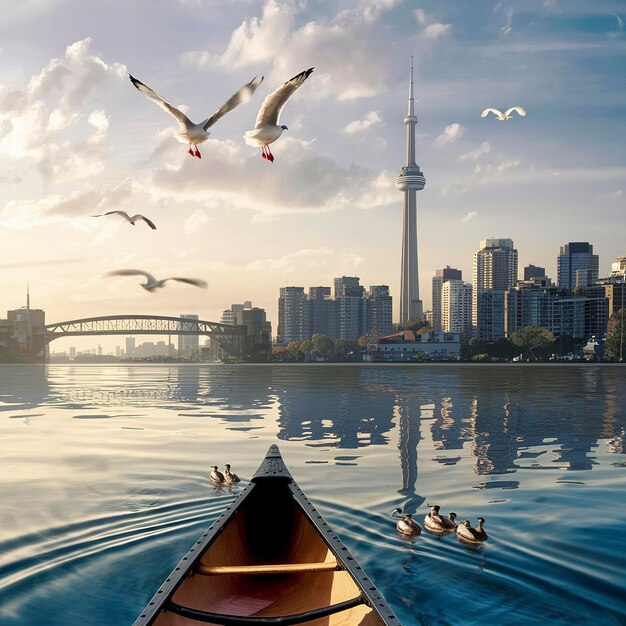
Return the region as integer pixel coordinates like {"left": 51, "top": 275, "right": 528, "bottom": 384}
{"left": 129, "top": 74, "right": 263, "bottom": 158}
{"left": 244, "top": 68, "right": 314, "bottom": 162}
{"left": 480, "top": 106, "right": 526, "bottom": 121}
{"left": 92, "top": 211, "right": 156, "bottom": 230}
{"left": 106, "top": 269, "right": 207, "bottom": 292}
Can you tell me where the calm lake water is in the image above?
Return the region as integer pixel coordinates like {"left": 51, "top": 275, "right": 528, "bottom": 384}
{"left": 1, "top": 364, "right": 625, "bottom": 626}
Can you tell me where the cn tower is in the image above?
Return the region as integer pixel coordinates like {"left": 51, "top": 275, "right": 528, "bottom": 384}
{"left": 396, "top": 58, "right": 426, "bottom": 324}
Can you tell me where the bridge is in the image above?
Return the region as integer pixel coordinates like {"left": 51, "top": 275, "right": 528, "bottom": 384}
{"left": 38, "top": 314, "right": 248, "bottom": 358}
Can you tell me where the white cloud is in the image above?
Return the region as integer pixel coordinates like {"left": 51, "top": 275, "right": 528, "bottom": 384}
{"left": 344, "top": 111, "right": 383, "bottom": 134}
{"left": 422, "top": 23, "right": 451, "bottom": 40}
{"left": 433, "top": 123, "right": 464, "bottom": 147}
{"left": 183, "top": 0, "right": 396, "bottom": 102}
{"left": 500, "top": 8, "right": 514, "bottom": 35}
{"left": 461, "top": 211, "right": 478, "bottom": 222}
{"left": 460, "top": 141, "right": 491, "bottom": 161}
{"left": 599, "top": 189, "right": 623, "bottom": 199}
{"left": 183, "top": 209, "right": 210, "bottom": 233}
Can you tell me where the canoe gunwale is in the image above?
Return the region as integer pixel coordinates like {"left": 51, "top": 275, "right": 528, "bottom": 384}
{"left": 164, "top": 595, "right": 365, "bottom": 625}
{"left": 132, "top": 445, "right": 401, "bottom": 626}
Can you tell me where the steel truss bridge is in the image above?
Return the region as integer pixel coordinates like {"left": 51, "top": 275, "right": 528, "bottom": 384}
{"left": 41, "top": 315, "right": 247, "bottom": 357}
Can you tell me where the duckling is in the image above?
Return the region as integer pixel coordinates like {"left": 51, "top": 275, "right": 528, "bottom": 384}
{"left": 224, "top": 464, "right": 241, "bottom": 483}
{"left": 456, "top": 518, "right": 488, "bottom": 542}
{"left": 392, "top": 508, "right": 421, "bottom": 536}
{"left": 424, "top": 505, "right": 456, "bottom": 532}
{"left": 209, "top": 465, "right": 225, "bottom": 483}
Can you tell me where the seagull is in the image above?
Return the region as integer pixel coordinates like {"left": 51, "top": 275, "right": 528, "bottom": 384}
{"left": 105, "top": 269, "right": 207, "bottom": 291}
{"left": 92, "top": 211, "right": 156, "bottom": 230}
{"left": 480, "top": 106, "right": 526, "bottom": 121}
{"left": 244, "top": 67, "right": 314, "bottom": 163}
{"left": 129, "top": 74, "right": 264, "bottom": 158}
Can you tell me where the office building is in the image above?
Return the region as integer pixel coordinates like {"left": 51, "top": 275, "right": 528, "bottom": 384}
{"left": 178, "top": 314, "right": 200, "bottom": 358}
{"left": 557, "top": 242, "right": 599, "bottom": 290}
{"left": 307, "top": 287, "right": 336, "bottom": 339}
{"left": 221, "top": 301, "right": 252, "bottom": 326}
{"left": 432, "top": 266, "right": 462, "bottom": 332}
{"left": 611, "top": 256, "right": 626, "bottom": 277}
{"left": 125, "top": 337, "right": 135, "bottom": 357}
{"left": 366, "top": 285, "right": 393, "bottom": 337}
{"left": 524, "top": 265, "right": 545, "bottom": 281}
{"left": 334, "top": 277, "right": 366, "bottom": 342}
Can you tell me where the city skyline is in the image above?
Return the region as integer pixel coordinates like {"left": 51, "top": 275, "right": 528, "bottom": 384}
{"left": 1, "top": 1, "right": 625, "bottom": 352}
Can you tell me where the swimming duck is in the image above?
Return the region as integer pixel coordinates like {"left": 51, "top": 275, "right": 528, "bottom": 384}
{"left": 224, "top": 464, "right": 241, "bottom": 483}
{"left": 209, "top": 465, "right": 225, "bottom": 483}
{"left": 424, "top": 505, "right": 457, "bottom": 532}
{"left": 391, "top": 508, "right": 421, "bottom": 536}
{"left": 456, "top": 518, "right": 488, "bottom": 542}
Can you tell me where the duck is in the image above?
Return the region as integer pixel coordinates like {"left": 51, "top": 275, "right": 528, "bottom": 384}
{"left": 391, "top": 508, "right": 421, "bottom": 536}
{"left": 424, "top": 505, "right": 457, "bottom": 532}
{"left": 456, "top": 518, "right": 488, "bottom": 542}
{"left": 209, "top": 465, "right": 225, "bottom": 483}
{"left": 224, "top": 464, "right": 241, "bottom": 483}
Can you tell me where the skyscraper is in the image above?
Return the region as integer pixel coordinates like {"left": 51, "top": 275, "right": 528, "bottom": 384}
{"left": 397, "top": 59, "right": 426, "bottom": 324}
{"left": 432, "top": 266, "right": 462, "bottom": 332}
{"left": 307, "top": 287, "right": 336, "bottom": 339}
{"left": 334, "top": 276, "right": 365, "bottom": 342}
{"left": 557, "top": 242, "right": 599, "bottom": 290}
{"left": 178, "top": 314, "right": 199, "bottom": 357}
{"left": 442, "top": 280, "right": 472, "bottom": 338}
{"left": 277, "top": 287, "right": 306, "bottom": 344}
{"left": 473, "top": 238, "right": 518, "bottom": 340}
{"left": 366, "top": 285, "right": 393, "bottom": 337}
{"left": 524, "top": 264, "right": 545, "bottom": 281}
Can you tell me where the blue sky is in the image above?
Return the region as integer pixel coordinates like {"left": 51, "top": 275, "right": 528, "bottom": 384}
{"left": 0, "top": 0, "right": 624, "bottom": 346}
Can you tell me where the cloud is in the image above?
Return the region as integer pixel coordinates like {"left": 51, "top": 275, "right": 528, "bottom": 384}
{"left": 461, "top": 211, "right": 478, "bottom": 222}
{"left": 344, "top": 111, "right": 383, "bottom": 134}
{"left": 459, "top": 141, "right": 491, "bottom": 161}
{"left": 0, "top": 258, "right": 84, "bottom": 269}
{"left": 243, "top": 248, "right": 365, "bottom": 272}
{"left": 0, "top": 38, "right": 125, "bottom": 183}
{"left": 433, "top": 123, "right": 464, "bottom": 147}
{"left": 422, "top": 23, "right": 451, "bottom": 40}
{"left": 183, "top": 0, "right": 396, "bottom": 101}
{"left": 599, "top": 189, "right": 623, "bottom": 199}
{"left": 500, "top": 8, "right": 514, "bottom": 35}
{"left": 183, "top": 209, "right": 210, "bottom": 233}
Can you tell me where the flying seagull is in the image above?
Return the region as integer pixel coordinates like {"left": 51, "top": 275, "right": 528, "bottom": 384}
{"left": 244, "top": 67, "right": 314, "bottom": 163}
{"left": 480, "top": 106, "right": 526, "bottom": 121}
{"left": 106, "top": 269, "right": 207, "bottom": 291}
{"left": 129, "top": 74, "right": 264, "bottom": 158}
{"left": 92, "top": 211, "right": 156, "bottom": 230}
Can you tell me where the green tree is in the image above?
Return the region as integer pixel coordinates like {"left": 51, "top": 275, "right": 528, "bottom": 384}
{"left": 286, "top": 341, "right": 303, "bottom": 361}
{"left": 509, "top": 326, "right": 555, "bottom": 361}
{"left": 358, "top": 330, "right": 379, "bottom": 348}
{"left": 393, "top": 318, "right": 431, "bottom": 333}
{"left": 300, "top": 339, "right": 313, "bottom": 360}
{"left": 605, "top": 309, "right": 625, "bottom": 362}
{"left": 334, "top": 338, "right": 346, "bottom": 355}
{"left": 311, "top": 333, "right": 333, "bottom": 356}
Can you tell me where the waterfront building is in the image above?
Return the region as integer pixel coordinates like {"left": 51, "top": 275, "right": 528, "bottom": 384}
{"left": 442, "top": 280, "right": 472, "bottom": 338}
{"left": 236, "top": 306, "right": 272, "bottom": 359}
{"left": 178, "top": 313, "right": 199, "bottom": 358}
{"left": 366, "top": 285, "right": 393, "bottom": 337}
{"left": 524, "top": 265, "right": 546, "bottom": 281}
{"left": 307, "top": 287, "right": 336, "bottom": 339}
{"left": 432, "top": 266, "right": 462, "bottom": 332}
{"left": 334, "top": 276, "right": 366, "bottom": 342}
{"left": 473, "top": 238, "right": 518, "bottom": 340}
{"left": 505, "top": 281, "right": 564, "bottom": 336}
{"left": 277, "top": 287, "right": 306, "bottom": 344}
{"left": 372, "top": 330, "right": 461, "bottom": 361}
{"left": 557, "top": 242, "right": 599, "bottom": 290}
{"left": 221, "top": 301, "right": 252, "bottom": 326}
{"left": 125, "top": 337, "right": 135, "bottom": 357}
{"left": 397, "top": 59, "right": 426, "bottom": 323}
{"left": 553, "top": 295, "right": 609, "bottom": 340}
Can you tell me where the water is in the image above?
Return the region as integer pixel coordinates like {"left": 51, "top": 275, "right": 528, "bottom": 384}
{"left": 1, "top": 364, "right": 625, "bottom": 626}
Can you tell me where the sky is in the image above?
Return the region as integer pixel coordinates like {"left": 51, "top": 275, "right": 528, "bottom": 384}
{"left": 0, "top": 0, "right": 624, "bottom": 351}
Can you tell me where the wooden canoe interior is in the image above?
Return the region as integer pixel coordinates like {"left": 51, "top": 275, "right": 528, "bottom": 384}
{"left": 152, "top": 480, "right": 386, "bottom": 626}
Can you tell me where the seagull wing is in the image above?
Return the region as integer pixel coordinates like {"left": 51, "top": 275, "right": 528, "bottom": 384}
{"left": 481, "top": 108, "right": 503, "bottom": 118}
{"left": 131, "top": 215, "right": 157, "bottom": 230}
{"left": 106, "top": 269, "right": 157, "bottom": 283}
{"left": 104, "top": 211, "right": 132, "bottom": 221}
{"left": 203, "top": 75, "right": 264, "bottom": 131}
{"left": 129, "top": 74, "right": 193, "bottom": 130}
{"left": 505, "top": 106, "right": 526, "bottom": 117}
{"left": 254, "top": 68, "right": 314, "bottom": 129}
{"left": 166, "top": 277, "right": 208, "bottom": 288}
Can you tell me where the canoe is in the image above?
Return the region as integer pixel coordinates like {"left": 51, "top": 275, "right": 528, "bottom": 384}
{"left": 134, "top": 444, "right": 400, "bottom": 626}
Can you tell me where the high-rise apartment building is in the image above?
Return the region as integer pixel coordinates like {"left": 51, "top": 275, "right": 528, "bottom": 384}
{"left": 366, "top": 285, "right": 393, "bottom": 338}
{"left": 442, "top": 280, "right": 472, "bottom": 338}
{"left": 277, "top": 287, "right": 306, "bottom": 344}
{"left": 473, "top": 238, "right": 518, "bottom": 340}
{"left": 307, "top": 287, "right": 336, "bottom": 339}
{"left": 221, "top": 301, "right": 252, "bottom": 326}
{"left": 524, "top": 265, "right": 546, "bottom": 281}
{"left": 334, "top": 277, "right": 365, "bottom": 342}
{"left": 557, "top": 242, "right": 599, "bottom": 290}
{"left": 432, "top": 266, "right": 462, "bottom": 332}
{"left": 611, "top": 256, "right": 626, "bottom": 277}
